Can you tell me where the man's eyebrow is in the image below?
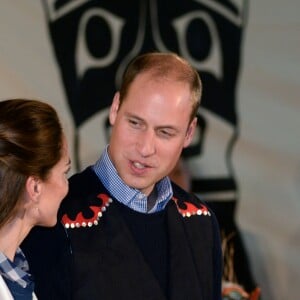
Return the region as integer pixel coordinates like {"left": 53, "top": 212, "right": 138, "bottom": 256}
{"left": 125, "top": 112, "right": 180, "bottom": 132}
{"left": 156, "top": 126, "right": 180, "bottom": 133}
{"left": 125, "top": 113, "right": 145, "bottom": 122}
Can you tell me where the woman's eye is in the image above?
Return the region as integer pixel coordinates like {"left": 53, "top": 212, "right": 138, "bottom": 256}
{"left": 65, "top": 167, "right": 71, "bottom": 175}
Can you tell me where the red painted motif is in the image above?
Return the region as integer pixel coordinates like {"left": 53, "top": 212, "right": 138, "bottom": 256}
{"left": 62, "top": 193, "right": 111, "bottom": 228}
{"left": 172, "top": 196, "right": 211, "bottom": 217}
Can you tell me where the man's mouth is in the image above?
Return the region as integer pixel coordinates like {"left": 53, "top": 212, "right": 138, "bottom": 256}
{"left": 133, "top": 161, "right": 146, "bottom": 169}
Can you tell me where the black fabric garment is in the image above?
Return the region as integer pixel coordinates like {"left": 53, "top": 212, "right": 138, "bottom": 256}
{"left": 116, "top": 200, "right": 169, "bottom": 296}
{"left": 21, "top": 224, "right": 72, "bottom": 300}
{"left": 22, "top": 166, "right": 222, "bottom": 300}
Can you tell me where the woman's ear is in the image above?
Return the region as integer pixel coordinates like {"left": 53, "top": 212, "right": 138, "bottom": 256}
{"left": 25, "top": 176, "right": 41, "bottom": 203}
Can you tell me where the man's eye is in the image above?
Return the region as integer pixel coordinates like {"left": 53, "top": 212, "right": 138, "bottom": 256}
{"left": 128, "top": 119, "right": 141, "bottom": 128}
{"left": 158, "top": 130, "right": 174, "bottom": 138}
{"left": 129, "top": 119, "right": 137, "bottom": 125}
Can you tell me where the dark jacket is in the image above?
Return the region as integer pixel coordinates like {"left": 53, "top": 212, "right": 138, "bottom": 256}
{"left": 22, "top": 167, "right": 222, "bottom": 300}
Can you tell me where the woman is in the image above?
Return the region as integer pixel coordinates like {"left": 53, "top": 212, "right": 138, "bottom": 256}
{"left": 0, "top": 99, "right": 71, "bottom": 299}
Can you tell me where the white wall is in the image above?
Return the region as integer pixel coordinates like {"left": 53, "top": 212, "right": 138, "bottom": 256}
{"left": 237, "top": 1, "right": 300, "bottom": 298}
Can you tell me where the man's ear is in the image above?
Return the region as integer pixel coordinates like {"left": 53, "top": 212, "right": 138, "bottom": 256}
{"left": 109, "top": 92, "right": 121, "bottom": 126}
{"left": 25, "top": 176, "right": 41, "bottom": 203}
{"left": 183, "top": 117, "right": 197, "bottom": 148}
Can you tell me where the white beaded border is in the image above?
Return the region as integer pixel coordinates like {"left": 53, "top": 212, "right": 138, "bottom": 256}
{"left": 64, "top": 197, "right": 113, "bottom": 229}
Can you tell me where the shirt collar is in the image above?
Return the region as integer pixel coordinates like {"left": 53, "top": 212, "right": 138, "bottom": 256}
{"left": 92, "top": 146, "right": 173, "bottom": 213}
{"left": 0, "top": 248, "right": 32, "bottom": 288}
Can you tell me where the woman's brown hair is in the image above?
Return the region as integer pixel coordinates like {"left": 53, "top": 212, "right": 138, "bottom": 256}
{"left": 0, "top": 99, "right": 63, "bottom": 228}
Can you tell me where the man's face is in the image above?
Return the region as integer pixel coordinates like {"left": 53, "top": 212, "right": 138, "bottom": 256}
{"left": 108, "top": 72, "right": 196, "bottom": 195}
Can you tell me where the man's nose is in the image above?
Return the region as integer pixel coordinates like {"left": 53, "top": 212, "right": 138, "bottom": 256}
{"left": 136, "top": 130, "right": 156, "bottom": 157}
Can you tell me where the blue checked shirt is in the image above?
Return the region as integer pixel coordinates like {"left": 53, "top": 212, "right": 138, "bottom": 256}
{"left": 0, "top": 248, "right": 33, "bottom": 289}
{"left": 92, "top": 146, "right": 173, "bottom": 213}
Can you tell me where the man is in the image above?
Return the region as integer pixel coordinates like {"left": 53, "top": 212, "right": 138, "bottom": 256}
{"left": 23, "top": 52, "right": 222, "bottom": 300}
